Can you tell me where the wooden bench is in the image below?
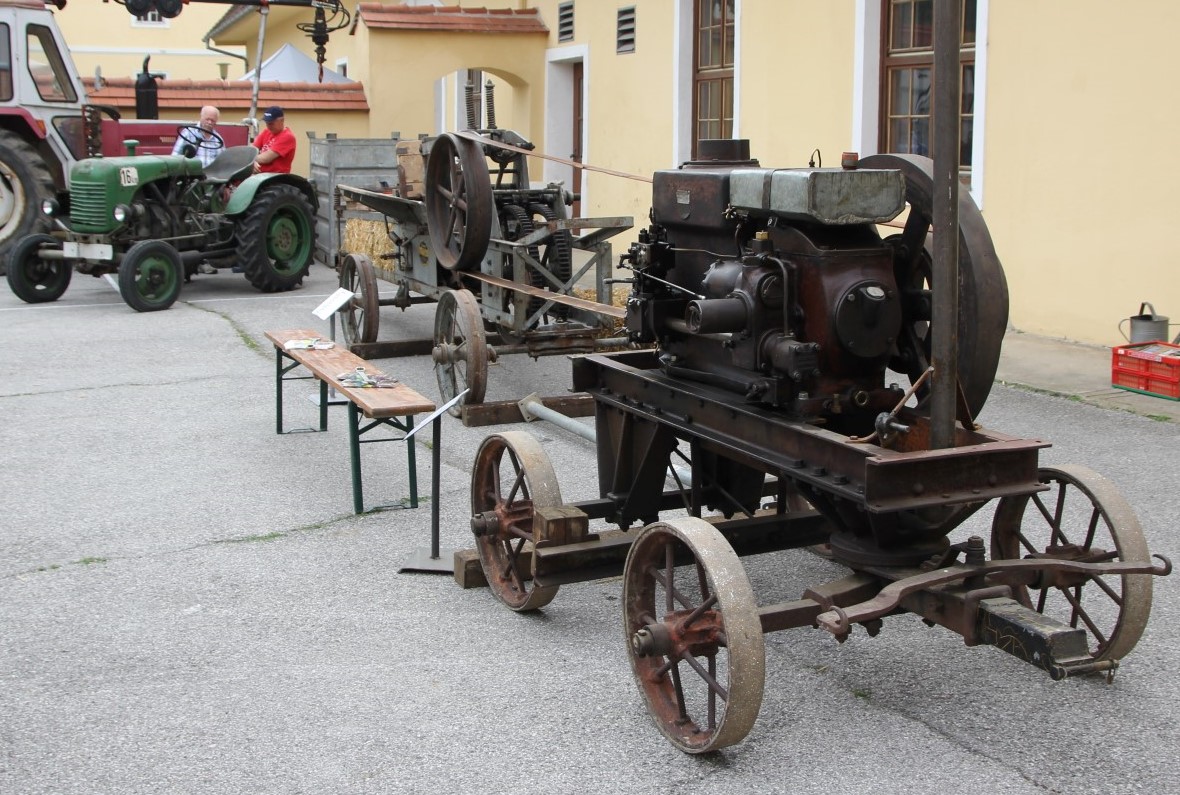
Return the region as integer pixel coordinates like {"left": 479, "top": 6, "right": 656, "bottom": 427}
{"left": 265, "top": 328, "right": 436, "bottom": 513}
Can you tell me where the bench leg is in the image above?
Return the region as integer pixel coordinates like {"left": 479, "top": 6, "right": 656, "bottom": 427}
{"left": 274, "top": 347, "right": 284, "bottom": 435}
{"left": 319, "top": 379, "right": 328, "bottom": 431}
{"left": 274, "top": 346, "right": 327, "bottom": 435}
{"left": 406, "top": 414, "right": 418, "bottom": 509}
{"left": 349, "top": 402, "right": 364, "bottom": 513}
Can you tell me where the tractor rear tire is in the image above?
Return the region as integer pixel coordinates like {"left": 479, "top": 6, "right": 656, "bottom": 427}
{"left": 236, "top": 184, "right": 315, "bottom": 293}
{"left": 0, "top": 131, "right": 56, "bottom": 277}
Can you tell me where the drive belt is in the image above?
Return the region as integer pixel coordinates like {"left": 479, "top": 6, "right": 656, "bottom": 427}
{"left": 453, "top": 130, "right": 653, "bottom": 184}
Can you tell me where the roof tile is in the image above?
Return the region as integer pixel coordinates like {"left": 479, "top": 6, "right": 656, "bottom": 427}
{"left": 357, "top": 3, "right": 548, "bottom": 34}
{"left": 83, "top": 77, "right": 369, "bottom": 114}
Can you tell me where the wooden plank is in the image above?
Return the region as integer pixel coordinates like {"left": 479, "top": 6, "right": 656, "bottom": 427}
{"left": 266, "top": 328, "right": 435, "bottom": 419}
{"left": 348, "top": 338, "right": 434, "bottom": 360}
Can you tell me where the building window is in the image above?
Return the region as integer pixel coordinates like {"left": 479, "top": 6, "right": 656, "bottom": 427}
{"left": 881, "top": 0, "right": 975, "bottom": 172}
{"left": 617, "top": 7, "right": 635, "bottom": 53}
{"left": 335, "top": 58, "right": 348, "bottom": 78}
{"left": 26, "top": 23, "right": 77, "bottom": 103}
{"left": 558, "top": 2, "right": 574, "bottom": 42}
{"left": 693, "top": 0, "right": 734, "bottom": 154}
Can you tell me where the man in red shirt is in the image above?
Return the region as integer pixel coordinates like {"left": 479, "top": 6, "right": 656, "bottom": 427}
{"left": 253, "top": 106, "right": 296, "bottom": 174}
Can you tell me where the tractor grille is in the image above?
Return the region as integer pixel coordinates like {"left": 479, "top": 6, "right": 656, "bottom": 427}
{"left": 68, "top": 181, "right": 113, "bottom": 232}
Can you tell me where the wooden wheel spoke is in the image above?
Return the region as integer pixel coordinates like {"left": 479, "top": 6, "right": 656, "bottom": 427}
{"left": 1057, "top": 585, "right": 1109, "bottom": 648}
{"left": 664, "top": 543, "right": 675, "bottom": 612}
{"left": 1083, "top": 508, "right": 1102, "bottom": 549}
{"left": 670, "top": 662, "right": 689, "bottom": 723}
{"left": 1031, "top": 492, "right": 1070, "bottom": 547}
{"left": 683, "top": 594, "right": 718, "bottom": 628}
{"left": 645, "top": 563, "right": 697, "bottom": 613}
{"left": 1085, "top": 572, "right": 1123, "bottom": 606}
{"left": 679, "top": 650, "right": 729, "bottom": 703}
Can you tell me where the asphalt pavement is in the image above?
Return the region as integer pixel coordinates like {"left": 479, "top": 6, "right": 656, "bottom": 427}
{"left": 2, "top": 265, "right": 1178, "bottom": 795}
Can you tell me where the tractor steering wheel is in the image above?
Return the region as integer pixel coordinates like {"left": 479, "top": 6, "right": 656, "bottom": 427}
{"left": 176, "top": 124, "right": 225, "bottom": 152}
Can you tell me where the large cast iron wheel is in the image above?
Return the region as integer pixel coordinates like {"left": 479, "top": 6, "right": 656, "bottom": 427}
{"left": 433, "top": 288, "right": 488, "bottom": 415}
{"left": 6, "top": 233, "right": 70, "bottom": 303}
{"left": 623, "top": 517, "right": 765, "bottom": 753}
{"left": 424, "top": 133, "right": 492, "bottom": 271}
{"left": 339, "top": 252, "right": 380, "bottom": 344}
{"left": 236, "top": 184, "right": 315, "bottom": 292}
{"left": 471, "top": 432, "right": 562, "bottom": 611}
{"left": 0, "top": 131, "right": 55, "bottom": 274}
{"left": 860, "top": 153, "right": 1008, "bottom": 418}
{"left": 991, "top": 465, "right": 1153, "bottom": 662}
{"left": 118, "top": 240, "right": 182, "bottom": 312}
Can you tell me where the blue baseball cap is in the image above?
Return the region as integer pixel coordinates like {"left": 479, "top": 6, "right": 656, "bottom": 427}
{"left": 262, "top": 106, "right": 284, "bottom": 122}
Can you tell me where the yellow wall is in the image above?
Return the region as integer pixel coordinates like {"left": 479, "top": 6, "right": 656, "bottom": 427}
{"left": 739, "top": 0, "right": 856, "bottom": 169}
{"left": 582, "top": 0, "right": 675, "bottom": 227}
{"left": 54, "top": 3, "right": 244, "bottom": 82}
{"left": 985, "top": 0, "right": 1180, "bottom": 344}
{"left": 356, "top": 31, "right": 545, "bottom": 146}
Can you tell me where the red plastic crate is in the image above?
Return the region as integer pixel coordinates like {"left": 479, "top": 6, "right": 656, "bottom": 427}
{"left": 1112, "top": 342, "right": 1180, "bottom": 400}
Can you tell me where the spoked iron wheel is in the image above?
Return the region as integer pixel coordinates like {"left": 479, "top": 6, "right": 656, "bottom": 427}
{"left": 424, "top": 133, "right": 493, "bottom": 271}
{"left": 433, "top": 288, "right": 488, "bottom": 416}
{"left": 470, "top": 432, "right": 562, "bottom": 611}
{"left": 991, "top": 464, "right": 1153, "bottom": 661}
{"left": 339, "top": 253, "right": 380, "bottom": 344}
{"left": 860, "top": 153, "right": 1008, "bottom": 418}
{"left": 623, "top": 517, "right": 765, "bottom": 753}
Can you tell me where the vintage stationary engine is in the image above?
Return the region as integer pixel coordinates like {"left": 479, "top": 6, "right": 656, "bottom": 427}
{"left": 621, "top": 140, "right": 1004, "bottom": 437}
{"left": 467, "top": 134, "right": 1172, "bottom": 758}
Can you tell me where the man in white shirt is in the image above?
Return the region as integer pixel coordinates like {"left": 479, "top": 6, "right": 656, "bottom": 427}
{"left": 172, "top": 105, "right": 224, "bottom": 167}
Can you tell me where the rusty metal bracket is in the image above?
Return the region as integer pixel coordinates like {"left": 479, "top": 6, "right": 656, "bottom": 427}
{"left": 816, "top": 554, "right": 1172, "bottom": 638}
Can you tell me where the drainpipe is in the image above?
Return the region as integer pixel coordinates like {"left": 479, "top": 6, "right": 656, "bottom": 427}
{"left": 248, "top": 5, "right": 270, "bottom": 122}
{"left": 203, "top": 38, "right": 248, "bottom": 80}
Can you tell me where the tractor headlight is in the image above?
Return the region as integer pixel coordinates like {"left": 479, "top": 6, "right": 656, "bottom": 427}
{"left": 113, "top": 204, "right": 133, "bottom": 224}
{"left": 41, "top": 198, "right": 60, "bottom": 217}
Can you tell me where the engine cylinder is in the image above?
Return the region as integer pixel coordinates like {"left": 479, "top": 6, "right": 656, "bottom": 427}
{"left": 686, "top": 297, "right": 749, "bottom": 335}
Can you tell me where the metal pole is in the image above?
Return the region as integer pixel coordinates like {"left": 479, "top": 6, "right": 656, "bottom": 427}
{"left": 249, "top": 6, "right": 268, "bottom": 121}
{"left": 930, "top": 0, "right": 961, "bottom": 450}
{"left": 431, "top": 416, "right": 441, "bottom": 559}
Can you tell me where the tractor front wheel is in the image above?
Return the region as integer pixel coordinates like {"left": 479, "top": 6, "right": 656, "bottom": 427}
{"left": 118, "top": 240, "right": 182, "bottom": 312}
{"left": 236, "top": 184, "right": 315, "bottom": 293}
{"left": 6, "top": 233, "right": 70, "bottom": 303}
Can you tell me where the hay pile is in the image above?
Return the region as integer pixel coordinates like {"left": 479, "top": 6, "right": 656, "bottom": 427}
{"left": 341, "top": 219, "right": 391, "bottom": 261}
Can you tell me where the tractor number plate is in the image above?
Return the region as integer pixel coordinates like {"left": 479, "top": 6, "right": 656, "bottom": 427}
{"left": 62, "top": 241, "right": 114, "bottom": 261}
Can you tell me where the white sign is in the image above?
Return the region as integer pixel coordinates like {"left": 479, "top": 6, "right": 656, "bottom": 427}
{"left": 312, "top": 287, "right": 355, "bottom": 320}
{"left": 119, "top": 167, "right": 139, "bottom": 187}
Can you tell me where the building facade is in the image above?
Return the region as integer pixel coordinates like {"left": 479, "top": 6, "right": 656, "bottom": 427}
{"left": 58, "top": 0, "right": 1180, "bottom": 345}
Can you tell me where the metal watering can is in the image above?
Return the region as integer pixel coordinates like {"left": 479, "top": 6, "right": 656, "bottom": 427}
{"left": 1119, "top": 302, "right": 1171, "bottom": 344}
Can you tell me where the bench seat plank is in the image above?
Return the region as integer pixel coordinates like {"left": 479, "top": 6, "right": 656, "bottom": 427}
{"left": 265, "top": 328, "right": 434, "bottom": 419}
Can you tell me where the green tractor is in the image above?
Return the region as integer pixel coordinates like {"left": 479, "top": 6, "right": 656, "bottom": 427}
{"left": 4, "top": 132, "right": 317, "bottom": 312}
